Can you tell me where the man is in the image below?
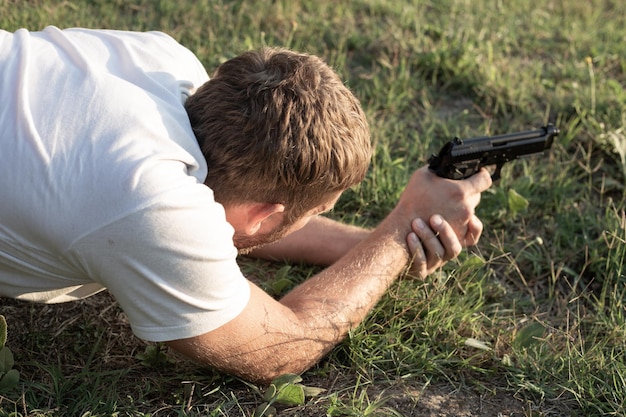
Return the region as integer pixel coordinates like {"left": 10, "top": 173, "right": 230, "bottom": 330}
{"left": 0, "top": 26, "right": 491, "bottom": 383}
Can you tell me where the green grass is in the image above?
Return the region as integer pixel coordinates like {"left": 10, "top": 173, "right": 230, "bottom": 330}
{"left": 1, "top": 0, "right": 625, "bottom": 416}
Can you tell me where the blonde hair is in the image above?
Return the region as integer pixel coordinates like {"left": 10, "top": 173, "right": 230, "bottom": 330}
{"left": 185, "top": 47, "right": 371, "bottom": 220}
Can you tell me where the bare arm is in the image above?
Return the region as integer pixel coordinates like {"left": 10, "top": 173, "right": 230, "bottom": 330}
{"left": 166, "top": 167, "right": 492, "bottom": 383}
{"left": 247, "top": 215, "right": 370, "bottom": 266}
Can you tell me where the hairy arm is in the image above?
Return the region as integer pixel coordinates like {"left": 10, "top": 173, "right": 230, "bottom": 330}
{"left": 166, "top": 168, "right": 492, "bottom": 383}
{"left": 167, "top": 215, "right": 417, "bottom": 383}
{"left": 247, "top": 215, "right": 370, "bottom": 266}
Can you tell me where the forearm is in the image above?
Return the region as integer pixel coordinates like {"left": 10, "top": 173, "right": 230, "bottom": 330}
{"left": 247, "top": 215, "right": 371, "bottom": 266}
{"left": 262, "top": 214, "right": 409, "bottom": 378}
{"left": 167, "top": 214, "right": 409, "bottom": 383}
{"left": 279, "top": 214, "right": 407, "bottom": 335}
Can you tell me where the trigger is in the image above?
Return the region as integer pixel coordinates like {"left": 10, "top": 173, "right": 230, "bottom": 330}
{"left": 491, "top": 164, "right": 503, "bottom": 181}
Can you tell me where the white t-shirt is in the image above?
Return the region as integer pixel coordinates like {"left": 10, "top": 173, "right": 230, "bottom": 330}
{"left": 0, "top": 26, "right": 251, "bottom": 342}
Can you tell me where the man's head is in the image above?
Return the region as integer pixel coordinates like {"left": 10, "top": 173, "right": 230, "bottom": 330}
{"left": 185, "top": 47, "right": 371, "bottom": 249}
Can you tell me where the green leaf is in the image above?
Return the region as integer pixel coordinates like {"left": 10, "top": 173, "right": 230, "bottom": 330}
{"left": 507, "top": 188, "right": 529, "bottom": 214}
{"left": 263, "top": 374, "right": 308, "bottom": 406}
{"left": 274, "top": 384, "right": 305, "bottom": 406}
{"left": 274, "top": 265, "right": 291, "bottom": 282}
{"left": 270, "top": 278, "right": 292, "bottom": 295}
{"left": 262, "top": 384, "right": 277, "bottom": 402}
{"left": 459, "top": 254, "right": 486, "bottom": 270}
{"left": 0, "top": 347, "right": 14, "bottom": 373}
{"left": 507, "top": 188, "right": 529, "bottom": 216}
{"left": 264, "top": 266, "right": 294, "bottom": 296}
{"left": 268, "top": 373, "right": 302, "bottom": 389}
{"left": 0, "top": 369, "right": 19, "bottom": 391}
{"left": 263, "top": 374, "right": 301, "bottom": 401}
{"left": 514, "top": 322, "right": 545, "bottom": 349}
{"left": 135, "top": 344, "right": 170, "bottom": 367}
{"left": 0, "top": 316, "right": 6, "bottom": 348}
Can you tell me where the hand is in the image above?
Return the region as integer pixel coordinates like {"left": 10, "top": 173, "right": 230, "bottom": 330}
{"left": 406, "top": 214, "right": 463, "bottom": 278}
{"left": 397, "top": 166, "right": 492, "bottom": 247}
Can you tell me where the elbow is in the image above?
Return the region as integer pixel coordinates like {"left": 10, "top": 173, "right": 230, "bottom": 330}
{"left": 167, "top": 337, "right": 329, "bottom": 386}
{"left": 238, "top": 347, "right": 328, "bottom": 385}
{"left": 249, "top": 363, "right": 309, "bottom": 386}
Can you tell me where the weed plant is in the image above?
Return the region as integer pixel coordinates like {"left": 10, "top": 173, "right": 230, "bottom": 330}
{"left": 1, "top": 0, "right": 625, "bottom": 416}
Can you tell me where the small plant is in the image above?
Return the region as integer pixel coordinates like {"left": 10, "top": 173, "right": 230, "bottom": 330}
{"left": 135, "top": 343, "right": 172, "bottom": 368}
{"left": 262, "top": 265, "right": 294, "bottom": 297}
{"left": 253, "top": 374, "right": 325, "bottom": 417}
{"left": 0, "top": 315, "right": 20, "bottom": 392}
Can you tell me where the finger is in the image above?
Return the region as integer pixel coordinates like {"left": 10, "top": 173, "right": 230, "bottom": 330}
{"left": 464, "top": 167, "right": 493, "bottom": 193}
{"left": 463, "top": 214, "right": 483, "bottom": 246}
{"left": 406, "top": 231, "right": 428, "bottom": 278}
{"left": 429, "top": 214, "right": 462, "bottom": 260}
{"left": 412, "top": 218, "right": 446, "bottom": 266}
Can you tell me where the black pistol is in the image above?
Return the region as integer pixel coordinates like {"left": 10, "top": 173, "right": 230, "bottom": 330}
{"left": 428, "top": 124, "right": 559, "bottom": 180}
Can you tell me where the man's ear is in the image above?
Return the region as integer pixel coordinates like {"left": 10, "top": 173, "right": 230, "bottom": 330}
{"left": 246, "top": 203, "right": 285, "bottom": 235}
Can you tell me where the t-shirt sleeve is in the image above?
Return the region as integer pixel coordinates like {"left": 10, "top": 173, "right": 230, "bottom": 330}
{"left": 66, "top": 184, "right": 251, "bottom": 342}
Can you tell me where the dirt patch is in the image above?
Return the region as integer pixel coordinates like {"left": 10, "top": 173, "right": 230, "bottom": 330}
{"left": 274, "top": 371, "right": 539, "bottom": 417}
{"left": 389, "top": 383, "right": 529, "bottom": 417}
